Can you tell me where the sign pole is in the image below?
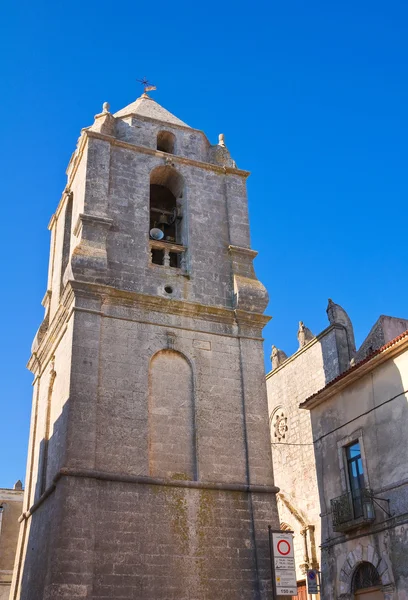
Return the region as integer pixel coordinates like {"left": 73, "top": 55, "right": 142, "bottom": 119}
{"left": 268, "top": 526, "right": 277, "bottom": 600}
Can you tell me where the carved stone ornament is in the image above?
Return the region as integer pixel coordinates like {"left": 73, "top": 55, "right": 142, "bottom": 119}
{"left": 273, "top": 410, "right": 288, "bottom": 442}
{"left": 271, "top": 345, "right": 288, "bottom": 370}
{"left": 166, "top": 331, "right": 176, "bottom": 350}
{"left": 297, "top": 321, "right": 314, "bottom": 348}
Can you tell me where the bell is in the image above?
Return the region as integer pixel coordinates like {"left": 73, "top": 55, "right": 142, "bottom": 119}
{"left": 158, "top": 213, "right": 168, "bottom": 226}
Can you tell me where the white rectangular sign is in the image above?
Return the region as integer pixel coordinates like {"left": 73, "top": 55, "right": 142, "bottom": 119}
{"left": 272, "top": 532, "right": 297, "bottom": 596}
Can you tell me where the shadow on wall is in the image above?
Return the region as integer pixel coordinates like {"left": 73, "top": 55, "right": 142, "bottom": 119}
{"left": 13, "top": 402, "right": 70, "bottom": 600}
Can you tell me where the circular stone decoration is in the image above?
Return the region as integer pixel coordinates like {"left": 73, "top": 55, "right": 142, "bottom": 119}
{"left": 273, "top": 410, "right": 288, "bottom": 442}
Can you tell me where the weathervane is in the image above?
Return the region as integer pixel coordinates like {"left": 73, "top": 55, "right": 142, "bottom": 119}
{"left": 137, "top": 77, "right": 157, "bottom": 94}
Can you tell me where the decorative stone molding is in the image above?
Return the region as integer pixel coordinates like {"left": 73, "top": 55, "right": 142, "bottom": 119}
{"left": 338, "top": 545, "right": 394, "bottom": 598}
{"left": 271, "top": 409, "right": 288, "bottom": 442}
{"left": 31, "top": 290, "right": 52, "bottom": 351}
{"left": 229, "top": 246, "right": 269, "bottom": 314}
{"left": 166, "top": 331, "right": 176, "bottom": 350}
{"left": 277, "top": 492, "right": 308, "bottom": 528}
{"left": 67, "top": 213, "right": 114, "bottom": 279}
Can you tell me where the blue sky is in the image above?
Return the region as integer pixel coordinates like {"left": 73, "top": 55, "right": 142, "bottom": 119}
{"left": 1, "top": 0, "right": 407, "bottom": 488}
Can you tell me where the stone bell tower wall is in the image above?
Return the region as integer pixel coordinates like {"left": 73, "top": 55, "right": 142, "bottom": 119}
{"left": 13, "top": 96, "right": 279, "bottom": 600}
{"left": 115, "top": 116, "right": 209, "bottom": 162}
{"left": 14, "top": 288, "right": 280, "bottom": 600}
{"left": 78, "top": 133, "right": 251, "bottom": 308}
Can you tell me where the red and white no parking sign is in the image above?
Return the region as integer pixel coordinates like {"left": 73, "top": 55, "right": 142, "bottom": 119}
{"left": 276, "top": 539, "right": 291, "bottom": 556}
{"left": 270, "top": 531, "right": 296, "bottom": 596}
{"left": 272, "top": 532, "right": 294, "bottom": 559}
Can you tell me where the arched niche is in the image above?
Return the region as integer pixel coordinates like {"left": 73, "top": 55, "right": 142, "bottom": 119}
{"left": 148, "top": 350, "right": 195, "bottom": 480}
{"left": 157, "top": 130, "right": 176, "bottom": 154}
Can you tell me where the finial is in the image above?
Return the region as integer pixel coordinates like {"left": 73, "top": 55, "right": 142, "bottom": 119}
{"left": 14, "top": 480, "right": 23, "bottom": 491}
{"left": 218, "top": 133, "right": 226, "bottom": 147}
{"left": 297, "top": 321, "right": 314, "bottom": 349}
{"left": 271, "top": 345, "right": 288, "bottom": 370}
{"left": 102, "top": 102, "right": 110, "bottom": 113}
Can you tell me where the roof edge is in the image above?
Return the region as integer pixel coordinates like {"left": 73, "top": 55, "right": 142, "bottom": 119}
{"left": 265, "top": 323, "right": 342, "bottom": 380}
{"left": 300, "top": 329, "right": 408, "bottom": 410}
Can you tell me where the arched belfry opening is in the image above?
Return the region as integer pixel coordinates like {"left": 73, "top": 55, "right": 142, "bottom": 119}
{"left": 149, "top": 166, "right": 185, "bottom": 268}
{"left": 157, "top": 130, "right": 176, "bottom": 154}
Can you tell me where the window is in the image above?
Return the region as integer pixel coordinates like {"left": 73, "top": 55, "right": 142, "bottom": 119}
{"left": 352, "top": 562, "right": 382, "bottom": 595}
{"left": 331, "top": 432, "right": 375, "bottom": 531}
{"left": 157, "top": 131, "right": 175, "bottom": 154}
{"left": 346, "top": 442, "right": 365, "bottom": 518}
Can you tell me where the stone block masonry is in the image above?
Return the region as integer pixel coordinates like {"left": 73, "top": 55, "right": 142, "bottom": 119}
{"left": 12, "top": 93, "right": 280, "bottom": 599}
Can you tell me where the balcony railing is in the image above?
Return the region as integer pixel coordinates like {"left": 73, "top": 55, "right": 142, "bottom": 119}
{"left": 149, "top": 239, "right": 187, "bottom": 273}
{"left": 331, "top": 488, "right": 375, "bottom": 532}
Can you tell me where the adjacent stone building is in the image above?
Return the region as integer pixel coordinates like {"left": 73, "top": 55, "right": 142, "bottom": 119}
{"left": 11, "top": 92, "right": 280, "bottom": 599}
{"left": 266, "top": 300, "right": 357, "bottom": 594}
{"left": 267, "top": 302, "right": 408, "bottom": 600}
{"left": 0, "top": 482, "right": 23, "bottom": 600}
{"left": 301, "top": 323, "right": 408, "bottom": 600}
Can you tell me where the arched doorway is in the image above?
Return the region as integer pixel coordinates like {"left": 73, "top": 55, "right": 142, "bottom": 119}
{"left": 353, "top": 562, "right": 384, "bottom": 600}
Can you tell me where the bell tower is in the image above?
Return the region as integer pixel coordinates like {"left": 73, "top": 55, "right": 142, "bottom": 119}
{"left": 12, "top": 92, "right": 280, "bottom": 599}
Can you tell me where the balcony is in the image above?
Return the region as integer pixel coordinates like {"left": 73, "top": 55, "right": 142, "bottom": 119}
{"left": 149, "top": 239, "right": 187, "bottom": 273}
{"left": 331, "top": 488, "right": 375, "bottom": 532}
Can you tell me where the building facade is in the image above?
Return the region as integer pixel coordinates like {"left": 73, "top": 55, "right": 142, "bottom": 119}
{"left": 301, "top": 325, "right": 408, "bottom": 600}
{"left": 266, "top": 300, "right": 356, "bottom": 592}
{"left": 0, "top": 482, "right": 23, "bottom": 600}
{"left": 11, "top": 93, "right": 280, "bottom": 599}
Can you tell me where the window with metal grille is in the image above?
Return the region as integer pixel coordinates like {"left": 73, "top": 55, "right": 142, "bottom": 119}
{"left": 352, "top": 562, "right": 382, "bottom": 592}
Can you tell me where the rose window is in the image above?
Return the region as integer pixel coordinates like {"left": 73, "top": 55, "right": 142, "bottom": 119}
{"left": 273, "top": 410, "right": 288, "bottom": 442}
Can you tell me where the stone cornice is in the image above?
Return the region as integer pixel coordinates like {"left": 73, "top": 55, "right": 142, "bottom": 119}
{"left": 28, "top": 285, "right": 75, "bottom": 375}
{"left": 19, "top": 467, "right": 279, "bottom": 522}
{"left": 28, "top": 280, "right": 270, "bottom": 372}
{"left": 73, "top": 213, "right": 114, "bottom": 236}
{"left": 0, "top": 489, "right": 24, "bottom": 501}
{"left": 70, "top": 280, "right": 270, "bottom": 329}
{"left": 85, "top": 129, "right": 250, "bottom": 178}
{"left": 234, "top": 309, "right": 271, "bottom": 329}
{"left": 228, "top": 245, "right": 258, "bottom": 259}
